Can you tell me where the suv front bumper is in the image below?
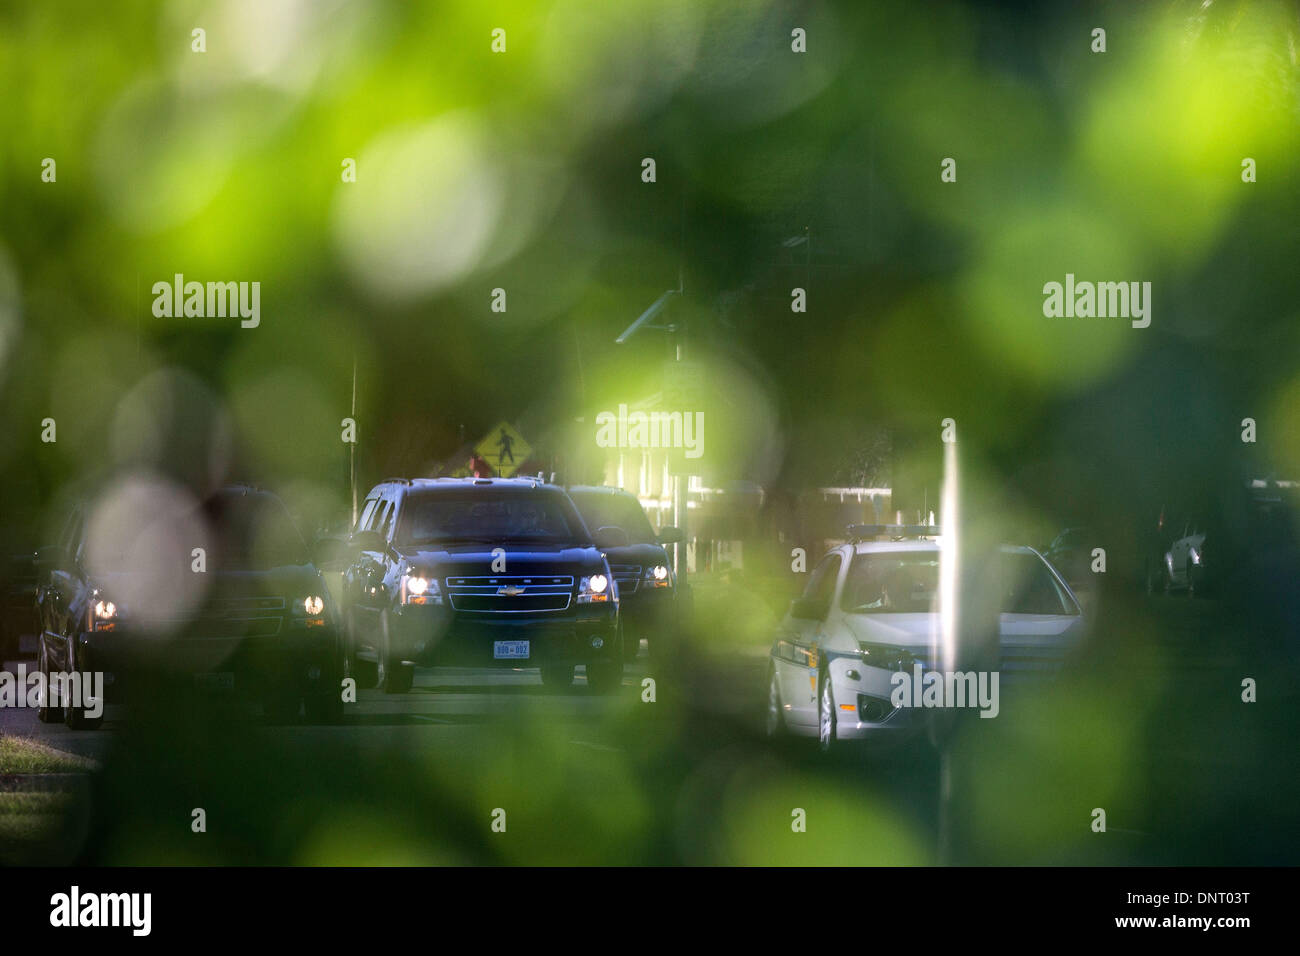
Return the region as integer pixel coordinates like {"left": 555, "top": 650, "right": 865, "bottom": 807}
{"left": 72, "top": 624, "right": 340, "bottom": 701}
{"left": 390, "top": 604, "right": 621, "bottom": 667}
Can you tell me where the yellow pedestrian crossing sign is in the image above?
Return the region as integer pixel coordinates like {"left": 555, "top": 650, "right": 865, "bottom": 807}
{"left": 474, "top": 422, "right": 532, "bottom": 477}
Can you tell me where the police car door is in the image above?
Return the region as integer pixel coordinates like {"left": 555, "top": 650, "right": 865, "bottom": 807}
{"left": 779, "top": 551, "right": 843, "bottom": 728}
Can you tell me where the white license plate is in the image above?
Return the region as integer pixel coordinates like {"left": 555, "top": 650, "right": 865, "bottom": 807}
{"left": 493, "top": 640, "right": 530, "bottom": 660}
{"left": 195, "top": 671, "right": 235, "bottom": 691}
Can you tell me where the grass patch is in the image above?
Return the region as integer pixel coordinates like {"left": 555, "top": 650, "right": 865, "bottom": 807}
{"left": 0, "top": 735, "right": 96, "bottom": 774}
{"left": 0, "top": 792, "right": 76, "bottom": 863}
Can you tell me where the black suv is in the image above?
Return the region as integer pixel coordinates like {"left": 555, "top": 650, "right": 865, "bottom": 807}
{"left": 339, "top": 477, "right": 624, "bottom": 693}
{"left": 35, "top": 485, "right": 343, "bottom": 727}
{"left": 565, "top": 485, "right": 681, "bottom": 661}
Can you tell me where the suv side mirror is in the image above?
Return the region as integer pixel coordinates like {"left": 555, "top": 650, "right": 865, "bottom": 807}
{"left": 350, "top": 530, "right": 389, "bottom": 555}
{"left": 593, "top": 526, "right": 630, "bottom": 549}
{"left": 789, "top": 596, "right": 829, "bottom": 621}
{"left": 657, "top": 526, "right": 684, "bottom": 545}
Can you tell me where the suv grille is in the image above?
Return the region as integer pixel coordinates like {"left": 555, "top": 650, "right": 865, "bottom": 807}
{"left": 609, "top": 564, "right": 640, "bottom": 595}
{"left": 444, "top": 575, "right": 573, "bottom": 614}
{"left": 150, "top": 596, "right": 286, "bottom": 639}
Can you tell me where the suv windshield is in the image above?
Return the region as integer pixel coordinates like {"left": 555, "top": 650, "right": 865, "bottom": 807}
{"left": 396, "top": 491, "right": 590, "bottom": 547}
{"left": 202, "top": 493, "right": 309, "bottom": 570}
{"left": 567, "top": 491, "right": 657, "bottom": 545}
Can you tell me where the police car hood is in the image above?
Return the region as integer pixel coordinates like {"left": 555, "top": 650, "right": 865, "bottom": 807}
{"left": 844, "top": 612, "right": 939, "bottom": 648}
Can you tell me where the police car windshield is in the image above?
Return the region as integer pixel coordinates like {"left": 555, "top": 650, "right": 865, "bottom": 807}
{"left": 842, "top": 550, "right": 1078, "bottom": 615}
{"left": 397, "top": 491, "right": 590, "bottom": 547}
{"left": 841, "top": 553, "right": 939, "bottom": 613}
{"left": 566, "top": 492, "right": 657, "bottom": 545}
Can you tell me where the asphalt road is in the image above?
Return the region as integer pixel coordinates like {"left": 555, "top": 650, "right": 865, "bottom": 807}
{"left": 0, "top": 651, "right": 662, "bottom": 764}
{"left": 3, "top": 592, "right": 1296, "bottom": 865}
{"left": 0, "top": 593, "right": 1274, "bottom": 763}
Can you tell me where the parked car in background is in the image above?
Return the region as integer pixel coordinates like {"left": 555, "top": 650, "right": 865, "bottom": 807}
{"left": 35, "top": 484, "right": 344, "bottom": 728}
{"left": 1163, "top": 518, "right": 1209, "bottom": 595}
{"left": 565, "top": 485, "right": 682, "bottom": 661}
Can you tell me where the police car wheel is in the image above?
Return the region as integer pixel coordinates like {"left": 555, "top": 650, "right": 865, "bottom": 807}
{"left": 765, "top": 666, "right": 786, "bottom": 738}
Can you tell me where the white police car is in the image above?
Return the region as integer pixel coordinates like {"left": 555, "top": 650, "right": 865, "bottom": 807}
{"left": 766, "top": 526, "right": 1085, "bottom": 750}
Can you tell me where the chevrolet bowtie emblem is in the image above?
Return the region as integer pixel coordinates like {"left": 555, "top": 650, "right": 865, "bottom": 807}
{"left": 497, "top": 586, "right": 525, "bottom": 596}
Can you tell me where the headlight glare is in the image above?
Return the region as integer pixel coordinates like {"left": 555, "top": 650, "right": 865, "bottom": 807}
{"left": 577, "top": 574, "right": 612, "bottom": 603}
{"left": 401, "top": 573, "right": 441, "bottom": 605}
{"left": 644, "top": 564, "right": 672, "bottom": 587}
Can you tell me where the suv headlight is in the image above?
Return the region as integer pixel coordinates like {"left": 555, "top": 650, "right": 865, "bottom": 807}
{"left": 643, "top": 564, "right": 672, "bottom": 589}
{"left": 857, "top": 642, "right": 915, "bottom": 671}
{"left": 89, "top": 595, "right": 119, "bottom": 632}
{"left": 293, "top": 594, "right": 329, "bottom": 627}
{"left": 401, "top": 573, "right": 442, "bottom": 605}
{"left": 577, "top": 573, "right": 611, "bottom": 603}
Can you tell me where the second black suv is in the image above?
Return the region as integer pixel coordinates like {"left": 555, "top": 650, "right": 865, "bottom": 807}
{"left": 339, "top": 477, "right": 624, "bottom": 693}
{"left": 565, "top": 485, "right": 681, "bottom": 661}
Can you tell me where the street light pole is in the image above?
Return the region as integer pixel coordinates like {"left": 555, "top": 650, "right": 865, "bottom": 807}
{"left": 671, "top": 328, "right": 688, "bottom": 588}
{"left": 350, "top": 355, "right": 358, "bottom": 527}
{"left": 616, "top": 282, "right": 689, "bottom": 586}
